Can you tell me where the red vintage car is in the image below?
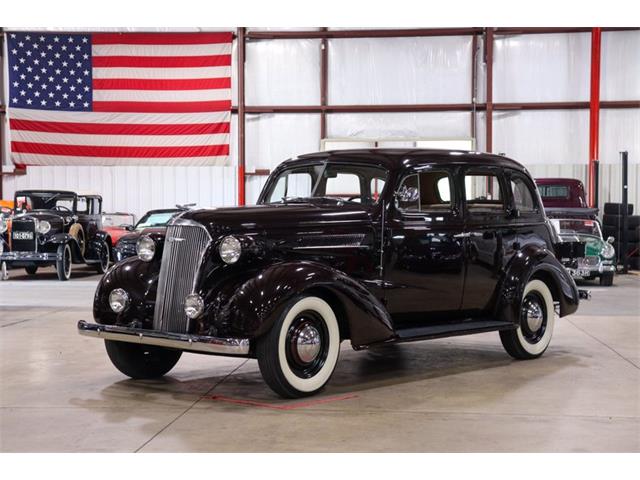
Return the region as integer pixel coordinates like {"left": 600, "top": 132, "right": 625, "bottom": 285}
{"left": 535, "top": 178, "right": 597, "bottom": 220}
{"left": 101, "top": 212, "right": 136, "bottom": 246}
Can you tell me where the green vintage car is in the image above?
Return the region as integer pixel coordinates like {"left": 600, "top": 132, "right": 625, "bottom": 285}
{"left": 551, "top": 218, "right": 617, "bottom": 286}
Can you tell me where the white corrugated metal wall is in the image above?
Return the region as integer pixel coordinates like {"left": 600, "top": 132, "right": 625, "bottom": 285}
{"left": 2, "top": 29, "right": 639, "bottom": 217}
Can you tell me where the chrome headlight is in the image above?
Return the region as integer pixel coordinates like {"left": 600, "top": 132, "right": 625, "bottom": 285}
{"left": 601, "top": 242, "right": 615, "bottom": 259}
{"left": 0, "top": 220, "right": 7, "bottom": 234}
{"left": 184, "top": 293, "right": 204, "bottom": 319}
{"left": 37, "top": 220, "right": 51, "bottom": 234}
{"left": 109, "top": 288, "right": 129, "bottom": 313}
{"left": 219, "top": 235, "right": 241, "bottom": 264}
{"left": 136, "top": 235, "right": 156, "bottom": 262}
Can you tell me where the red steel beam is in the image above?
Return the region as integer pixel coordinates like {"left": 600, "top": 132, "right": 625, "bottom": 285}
{"left": 588, "top": 28, "right": 602, "bottom": 209}
{"left": 237, "top": 27, "right": 246, "bottom": 206}
{"left": 485, "top": 28, "right": 494, "bottom": 153}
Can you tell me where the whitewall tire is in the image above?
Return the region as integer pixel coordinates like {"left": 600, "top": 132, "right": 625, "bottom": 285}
{"left": 257, "top": 295, "right": 341, "bottom": 398}
{"left": 500, "top": 279, "right": 555, "bottom": 359}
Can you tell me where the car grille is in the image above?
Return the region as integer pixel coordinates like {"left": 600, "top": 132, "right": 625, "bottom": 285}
{"left": 10, "top": 218, "right": 37, "bottom": 252}
{"left": 153, "top": 220, "right": 211, "bottom": 333}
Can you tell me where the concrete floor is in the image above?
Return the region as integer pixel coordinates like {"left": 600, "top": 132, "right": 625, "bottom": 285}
{"left": 1, "top": 266, "right": 639, "bottom": 452}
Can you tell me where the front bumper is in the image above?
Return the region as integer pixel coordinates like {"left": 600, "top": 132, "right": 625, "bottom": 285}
{"left": 0, "top": 251, "right": 61, "bottom": 262}
{"left": 77, "top": 320, "right": 250, "bottom": 356}
{"left": 566, "top": 257, "right": 615, "bottom": 278}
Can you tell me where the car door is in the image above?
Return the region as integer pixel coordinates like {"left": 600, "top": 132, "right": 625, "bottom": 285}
{"left": 505, "top": 169, "right": 548, "bottom": 250}
{"left": 76, "top": 196, "right": 99, "bottom": 241}
{"left": 385, "top": 166, "right": 466, "bottom": 323}
{"left": 461, "top": 167, "right": 519, "bottom": 312}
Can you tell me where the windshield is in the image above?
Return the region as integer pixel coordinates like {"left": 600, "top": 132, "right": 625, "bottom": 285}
{"left": 136, "top": 211, "right": 176, "bottom": 230}
{"left": 14, "top": 192, "right": 75, "bottom": 212}
{"left": 102, "top": 213, "right": 135, "bottom": 228}
{"left": 552, "top": 219, "right": 602, "bottom": 238}
{"left": 262, "top": 163, "right": 388, "bottom": 205}
{"left": 538, "top": 184, "right": 569, "bottom": 199}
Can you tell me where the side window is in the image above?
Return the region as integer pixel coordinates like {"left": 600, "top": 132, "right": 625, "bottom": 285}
{"left": 397, "top": 171, "right": 454, "bottom": 213}
{"left": 510, "top": 175, "right": 537, "bottom": 213}
{"left": 76, "top": 197, "right": 88, "bottom": 214}
{"left": 370, "top": 177, "right": 385, "bottom": 201}
{"left": 325, "top": 173, "right": 361, "bottom": 200}
{"left": 464, "top": 172, "right": 504, "bottom": 212}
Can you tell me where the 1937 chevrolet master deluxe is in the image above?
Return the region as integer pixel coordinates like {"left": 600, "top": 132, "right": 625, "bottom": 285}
{"left": 78, "top": 149, "right": 584, "bottom": 398}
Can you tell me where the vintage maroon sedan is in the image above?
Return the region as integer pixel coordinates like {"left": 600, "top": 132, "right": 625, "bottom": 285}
{"left": 79, "top": 150, "right": 586, "bottom": 398}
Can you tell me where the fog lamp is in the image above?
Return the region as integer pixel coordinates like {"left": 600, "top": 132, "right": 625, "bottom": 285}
{"left": 184, "top": 293, "right": 204, "bottom": 319}
{"left": 109, "top": 288, "right": 129, "bottom": 313}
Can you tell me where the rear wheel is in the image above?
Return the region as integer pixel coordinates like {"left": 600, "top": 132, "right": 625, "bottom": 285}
{"left": 104, "top": 340, "right": 182, "bottom": 379}
{"left": 94, "top": 241, "right": 110, "bottom": 274}
{"left": 25, "top": 265, "right": 38, "bottom": 275}
{"left": 55, "top": 243, "right": 72, "bottom": 281}
{"left": 257, "top": 295, "right": 341, "bottom": 398}
{"left": 500, "top": 279, "right": 555, "bottom": 359}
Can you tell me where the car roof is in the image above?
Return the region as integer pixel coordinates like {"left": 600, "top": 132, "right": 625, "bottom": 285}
{"left": 15, "top": 189, "right": 77, "bottom": 196}
{"left": 288, "top": 148, "right": 527, "bottom": 172}
{"left": 535, "top": 178, "right": 584, "bottom": 185}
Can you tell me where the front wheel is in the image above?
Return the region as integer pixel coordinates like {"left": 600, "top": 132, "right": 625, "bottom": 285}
{"left": 500, "top": 279, "right": 555, "bottom": 359}
{"left": 56, "top": 243, "right": 72, "bottom": 281}
{"left": 104, "top": 340, "right": 182, "bottom": 379}
{"left": 25, "top": 265, "right": 38, "bottom": 275}
{"left": 599, "top": 272, "right": 614, "bottom": 286}
{"left": 257, "top": 295, "right": 341, "bottom": 398}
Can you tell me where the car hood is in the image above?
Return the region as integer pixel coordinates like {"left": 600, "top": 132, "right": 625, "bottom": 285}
{"left": 117, "top": 226, "right": 167, "bottom": 244}
{"left": 180, "top": 202, "right": 372, "bottom": 237}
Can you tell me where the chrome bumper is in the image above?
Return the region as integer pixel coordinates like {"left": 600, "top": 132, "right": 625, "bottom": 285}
{"left": 0, "top": 251, "right": 60, "bottom": 262}
{"left": 77, "top": 320, "right": 250, "bottom": 356}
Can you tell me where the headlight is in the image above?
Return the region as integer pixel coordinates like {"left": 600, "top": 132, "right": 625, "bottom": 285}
{"left": 601, "top": 242, "right": 615, "bottom": 259}
{"left": 109, "top": 288, "right": 129, "bottom": 313}
{"left": 136, "top": 235, "right": 156, "bottom": 262}
{"left": 219, "top": 235, "right": 241, "bottom": 264}
{"left": 184, "top": 293, "right": 204, "bottom": 319}
{"left": 37, "top": 220, "right": 51, "bottom": 234}
{"left": 0, "top": 220, "right": 7, "bottom": 234}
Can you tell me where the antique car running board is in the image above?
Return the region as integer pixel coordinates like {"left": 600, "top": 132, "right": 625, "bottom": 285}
{"left": 77, "top": 320, "right": 250, "bottom": 356}
{"left": 395, "top": 319, "right": 516, "bottom": 342}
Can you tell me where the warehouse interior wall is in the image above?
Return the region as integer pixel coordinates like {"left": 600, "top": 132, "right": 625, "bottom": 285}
{"left": 2, "top": 28, "right": 639, "bottom": 217}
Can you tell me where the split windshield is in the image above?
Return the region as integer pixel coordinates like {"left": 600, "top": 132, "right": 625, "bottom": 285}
{"left": 262, "top": 162, "right": 389, "bottom": 205}
{"left": 553, "top": 219, "right": 601, "bottom": 238}
{"left": 14, "top": 192, "right": 75, "bottom": 212}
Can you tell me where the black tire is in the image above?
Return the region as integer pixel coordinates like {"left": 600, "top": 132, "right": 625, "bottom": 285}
{"left": 256, "top": 295, "right": 341, "bottom": 398}
{"left": 55, "top": 243, "right": 72, "bottom": 281}
{"left": 94, "top": 241, "right": 110, "bottom": 274}
{"left": 603, "top": 203, "right": 633, "bottom": 216}
{"left": 104, "top": 340, "right": 182, "bottom": 379}
{"left": 603, "top": 215, "right": 640, "bottom": 229}
{"left": 25, "top": 265, "right": 38, "bottom": 275}
{"left": 500, "top": 279, "right": 555, "bottom": 360}
{"left": 599, "top": 273, "right": 614, "bottom": 286}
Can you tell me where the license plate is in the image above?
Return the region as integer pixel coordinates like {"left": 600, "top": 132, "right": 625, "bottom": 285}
{"left": 575, "top": 269, "right": 591, "bottom": 277}
{"left": 12, "top": 231, "right": 34, "bottom": 240}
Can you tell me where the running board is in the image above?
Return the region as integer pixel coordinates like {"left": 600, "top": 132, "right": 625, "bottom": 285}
{"left": 395, "top": 319, "right": 516, "bottom": 342}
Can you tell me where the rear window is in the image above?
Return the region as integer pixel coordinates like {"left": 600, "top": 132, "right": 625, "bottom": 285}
{"left": 538, "top": 185, "right": 569, "bottom": 199}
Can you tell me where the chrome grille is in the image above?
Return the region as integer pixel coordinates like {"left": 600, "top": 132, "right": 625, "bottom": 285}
{"left": 153, "top": 220, "right": 211, "bottom": 333}
{"left": 10, "top": 218, "right": 37, "bottom": 252}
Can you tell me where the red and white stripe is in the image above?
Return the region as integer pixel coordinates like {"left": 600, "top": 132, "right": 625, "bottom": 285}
{"left": 10, "top": 32, "right": 232, "bottom": 166}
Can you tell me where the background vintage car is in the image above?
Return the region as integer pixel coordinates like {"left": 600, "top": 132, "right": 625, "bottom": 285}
{"left": 0, "top": 190, "right": 112, "bottom": 280}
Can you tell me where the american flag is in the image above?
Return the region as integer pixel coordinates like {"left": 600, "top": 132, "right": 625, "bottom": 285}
{"left": 7, "top": 31, "right": 232, "bottom": 166}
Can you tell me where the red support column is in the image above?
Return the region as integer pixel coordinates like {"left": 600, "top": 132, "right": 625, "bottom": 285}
{"left": 588, "top": 27, "right": 602, "bottom": 208}
{"left": 237, "top": 27, "right": 246, "bottom": 206}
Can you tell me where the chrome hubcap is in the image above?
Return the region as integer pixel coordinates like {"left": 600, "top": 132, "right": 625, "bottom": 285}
{"left": 524, "top": 299, "right": 544, "bottom": 332}
{"left": 295, "top": 325, "right": 321, "bottom": 363}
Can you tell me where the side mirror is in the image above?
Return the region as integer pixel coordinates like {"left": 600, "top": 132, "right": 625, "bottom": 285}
{"left": 120, "top": 224, "right": 135, "bottom": 231}
{"left": 607, "top": 236, "right": 615, "bottom": 244}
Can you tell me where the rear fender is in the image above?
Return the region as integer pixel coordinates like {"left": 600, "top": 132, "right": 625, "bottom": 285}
{"left": 495, "top": 245, "right": 579, "bottom": 325}
{"left": 206, "top": 261, "right": 395, "bottom": 347}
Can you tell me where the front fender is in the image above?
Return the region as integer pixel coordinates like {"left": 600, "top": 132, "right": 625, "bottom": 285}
{"left": 47, "top": 233, "right": 83, "bottom": 262}
{"left": 206, "top": 261, "right": 394, "bottom": 347}
{"left": 495, "top": 245, "right": 579, "bottom": 325}
{"left": 93, "top": 257, "right": 160, "bottom": 327}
